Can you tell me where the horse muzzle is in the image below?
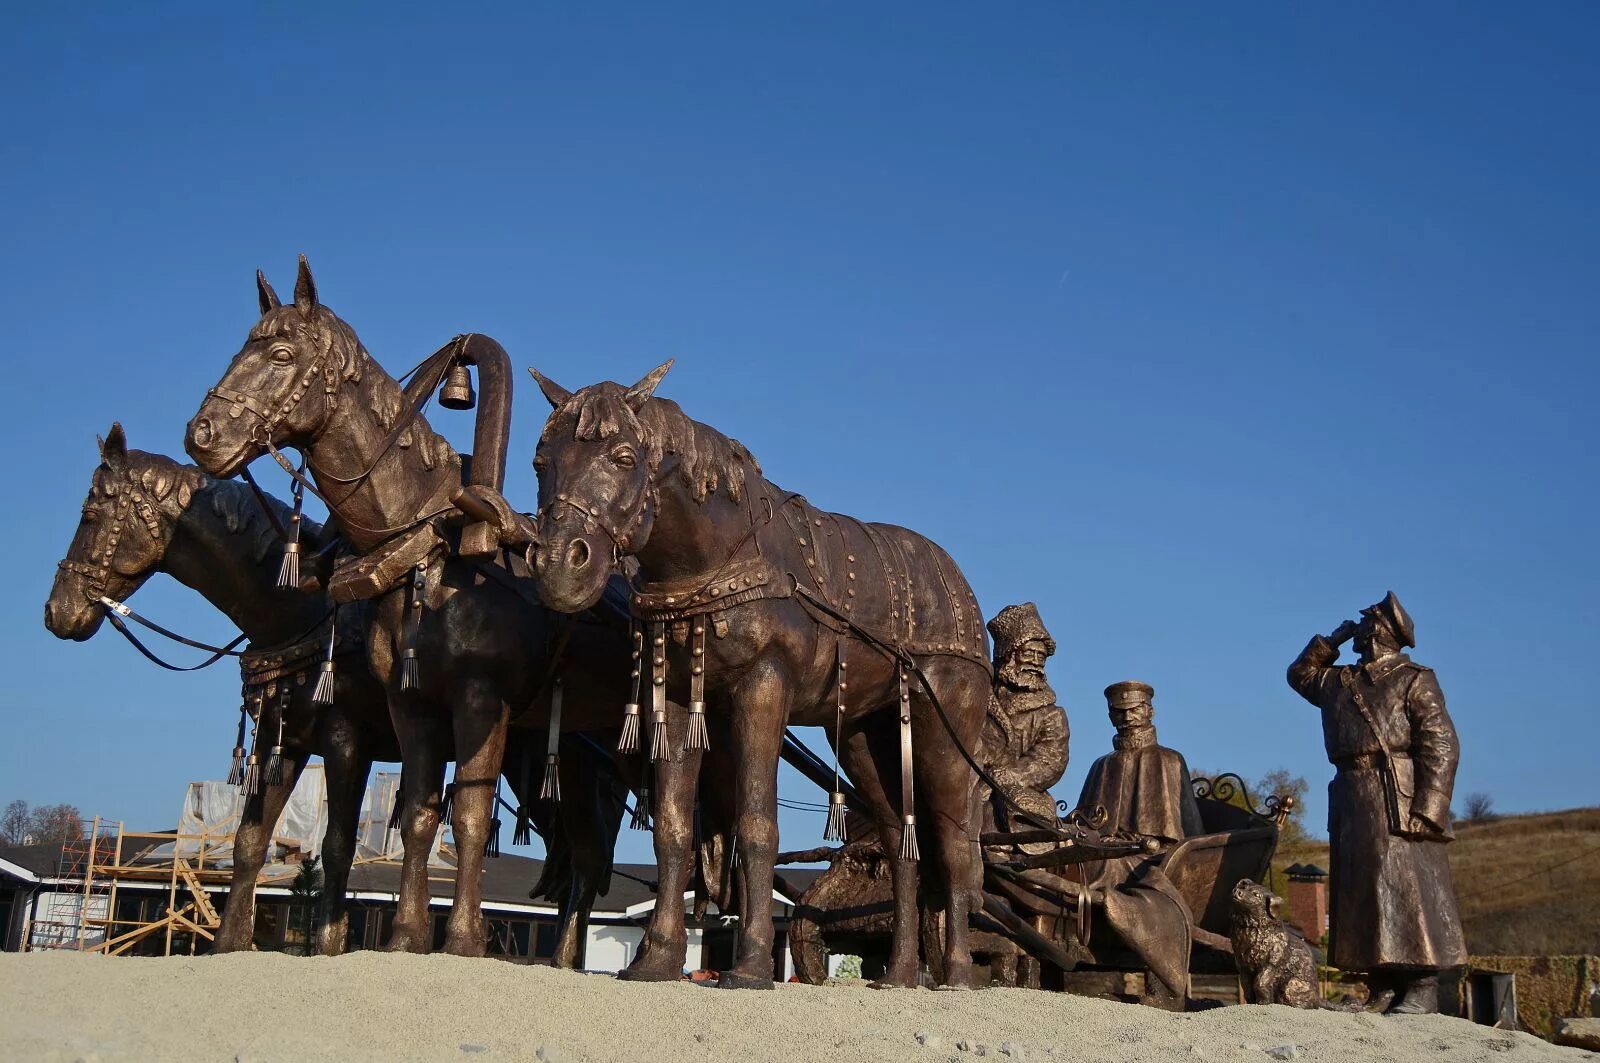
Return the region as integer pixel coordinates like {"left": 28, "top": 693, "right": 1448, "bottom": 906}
{"left": 184, "top": 403, "right": 259, "bottom": 478}
{"left": 533, "top": 524, "right": 613, "bottom": 613}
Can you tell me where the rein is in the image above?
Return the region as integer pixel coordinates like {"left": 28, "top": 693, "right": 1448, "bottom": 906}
{"left": 788, "top": 581, "right": 1066, "bottom": 837}
{"left": 102, "top": 599, "right": 248, "bottom": 671}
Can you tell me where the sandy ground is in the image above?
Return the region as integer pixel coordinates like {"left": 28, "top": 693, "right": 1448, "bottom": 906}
{"left": 2, "top": 952, "right": 1592, "bottom": 1063}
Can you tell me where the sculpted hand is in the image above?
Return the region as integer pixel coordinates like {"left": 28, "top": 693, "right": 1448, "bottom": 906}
{"left": 1328, "top": 620, "right": 1359, "bottom": 645}
{"left": 1408, "top": 812, "right": 1445, "bottom": 838}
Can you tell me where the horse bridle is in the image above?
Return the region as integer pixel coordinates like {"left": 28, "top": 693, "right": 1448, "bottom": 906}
{"left": 57, "top": 468, "right": 168, "bottom": 605}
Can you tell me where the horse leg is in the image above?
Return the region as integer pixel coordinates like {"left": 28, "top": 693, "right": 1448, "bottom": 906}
{"left": 622, "top": 706, "right": 704, "bottom": 981}
{"left": 385, "top": 701, "right": 446, "bottom": 954}
{"left": 316, "top": 722, "right": 369, "bottom": 956}
{"left": 215, "top": 748, "right": 303, "bottom": 953}
{"left": 441, "top": 679, "right": 509, "bottom": 957}
{"left": 719, "top": 663, "right": 791, "bottom": 990}
{"left": 837, "top": 713, "right": 921, "bottom": 988}
{"left": 911, "top": 658, "right": 984, "bottom": 989}
{"left": 552, "top": 750, "right": 609, "bottom": 970}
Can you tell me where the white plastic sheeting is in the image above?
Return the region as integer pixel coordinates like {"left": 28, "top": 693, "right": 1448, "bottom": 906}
{"left": 156, "top": 767, "right": 446, "bottom": 868}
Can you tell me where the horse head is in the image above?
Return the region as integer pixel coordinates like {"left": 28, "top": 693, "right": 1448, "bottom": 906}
{"left": 528, "top": 361, "right": 674, "bottom": 611}
{"left": 185, "top": 255, "right": 367, "bottom": 478}
{"left": 46, "top": 423, "right": 204, "bottom": 640}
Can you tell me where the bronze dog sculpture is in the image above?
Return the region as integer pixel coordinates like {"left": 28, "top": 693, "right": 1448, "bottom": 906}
{"left": 1229, "top": 878, "right": 1320, "bottom": 1008}
{"left": 527, "top": 361, "right": 989, "bottom": 989}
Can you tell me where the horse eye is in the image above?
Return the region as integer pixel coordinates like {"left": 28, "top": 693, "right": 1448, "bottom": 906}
{"left": 533, "top": 453, "right": 548, "bottom": 471}
{"left": 82, "top": 509, "right": 99, "bottom": 524}
{"left": 269, "top": 345, "right": 296, "bottom": 364}
{"left": 611, "top": 447, "right": 636, "bottom": 469}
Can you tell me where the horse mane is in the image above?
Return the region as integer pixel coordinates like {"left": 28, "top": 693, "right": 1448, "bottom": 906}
{"left": 203, "top": 477, "right": 327, "bottom": 563}
{"left": 543, "top": 383, "right": 759, "bottom": 504}
{"left": 93, "top": 449, "right": 206, "bottom": 513}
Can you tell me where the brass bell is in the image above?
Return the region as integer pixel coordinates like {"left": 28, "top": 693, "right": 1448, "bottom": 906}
{"left": 439, "top": 362, "right": 476, "bottom": 410}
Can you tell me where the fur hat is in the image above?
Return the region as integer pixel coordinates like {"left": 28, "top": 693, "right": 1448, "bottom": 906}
{"left": 1361, "top": 590, "right": 1415, "bottom": 649}
{"left": 987, "top": 602, "right": 1056, "bottom": 659}
{"left": 1103, "top": 680, "right": 1155, "bottom": 709}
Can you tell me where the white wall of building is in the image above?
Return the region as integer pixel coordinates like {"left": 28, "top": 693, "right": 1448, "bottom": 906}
{"left": 584, "top": 924, "right": 645, "bottom": 973}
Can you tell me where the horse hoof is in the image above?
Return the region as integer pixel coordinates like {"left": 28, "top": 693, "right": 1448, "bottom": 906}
{"left": 718, "top": 971, "right": 775, "bottom": 990}
{"left": 869, "top": 977, "right": 917, "bottom": 990}
{"left": 618, "top": 963, "right": 683, "bottom": 983}
{"left": 935, "top": 983, "right": 973, "bottom": 992}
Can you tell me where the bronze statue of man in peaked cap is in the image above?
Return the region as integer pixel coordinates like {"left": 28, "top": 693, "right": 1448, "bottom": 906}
{"left": 1287, "top": 591, "right": 1467, "bottom": 1014}
{"left": 1076, "top": 681, "right": 1204, "bottom": 844}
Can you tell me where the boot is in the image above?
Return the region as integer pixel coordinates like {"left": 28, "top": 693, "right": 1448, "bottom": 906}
{"left": 1386, "top": 972, "right": 1440, "bottom": 1015}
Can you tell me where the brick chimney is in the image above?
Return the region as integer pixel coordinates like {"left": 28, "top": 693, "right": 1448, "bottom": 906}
{"left": 1284, "top": 863, "right": 1328, "bottom": 941}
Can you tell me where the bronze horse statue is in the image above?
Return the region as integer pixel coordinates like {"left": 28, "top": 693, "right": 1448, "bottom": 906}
{"left": 528, "top": 362, "right": 991, "bottom": 989}
{"left": 182, "top": 258, "right": 635, "bottom": 957}
{"left": 45, "top": 425, "right": 394, "bottom": 954}
{"left": 45, "top": 428, "right": 626, "bottom": 963}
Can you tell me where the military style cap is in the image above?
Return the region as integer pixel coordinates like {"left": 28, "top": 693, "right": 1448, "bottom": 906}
{"left": 1361, "top": 590, "right": 1415, "bottom": 649}
{"left": 1103, "top": 680, "right": 1155, "bottom": 708}
{"left": 987, "top": 602, "right": 1056, "bottom": 658}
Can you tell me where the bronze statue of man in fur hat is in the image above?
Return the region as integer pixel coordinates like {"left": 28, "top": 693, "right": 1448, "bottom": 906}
{"left": 1287, "top": 591, "right": 1466, "bottom": 1014}
{"left": 1076, "top": 681, "right": 1203, "bottom": 843}
{"left": 977, "top": 603, "right": 1070, "bottom": 848}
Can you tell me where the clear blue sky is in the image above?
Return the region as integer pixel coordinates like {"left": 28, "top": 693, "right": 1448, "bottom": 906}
{"left": 3, "top": 4, "right": 1595, "bottom": 864}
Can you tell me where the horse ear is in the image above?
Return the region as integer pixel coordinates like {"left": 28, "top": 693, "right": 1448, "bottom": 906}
{"left": 100, "top": 422, "right": 127, "bottom": 466}
{"left": 527, "top": 367, "right": 573, "bottom": 409}
{"left": 293, "top": 254, "right": 319, "bottom": 314}
{"left": 623, "top": 358, "right": 674, "bottom": 411}
{"left": 256, "top": 270, "right": 282, "bottom": 315}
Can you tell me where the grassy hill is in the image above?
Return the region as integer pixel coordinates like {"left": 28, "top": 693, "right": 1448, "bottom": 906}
{"left": 1272, "top": 806, "right": 1600, "bottom": 956}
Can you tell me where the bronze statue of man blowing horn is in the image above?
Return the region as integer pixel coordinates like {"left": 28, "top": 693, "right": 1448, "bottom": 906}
{"left": 1287, "top": 591, "right": 1467, "bottom": 1014}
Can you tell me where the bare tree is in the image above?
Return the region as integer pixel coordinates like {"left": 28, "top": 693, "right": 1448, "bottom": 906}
{"left": 1464, "top": 792, "right": 1496, "bottom": 823}
{"left": 1, "top": 800, "right": 29, "bottom": 845}
{"left": 26, "top": 804, "right": 84, "bottom": 843}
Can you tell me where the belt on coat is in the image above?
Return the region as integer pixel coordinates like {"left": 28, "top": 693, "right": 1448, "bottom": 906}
{"left": 1332, "top": 751, "right": 1411, "bottom": 770}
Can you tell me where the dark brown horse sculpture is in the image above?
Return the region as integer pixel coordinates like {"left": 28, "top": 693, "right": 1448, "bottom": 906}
{"left": 44, "top": 425, "right": 394, "bottom": 954}
{"left": 182, "top": 258, "right": 635, "bottom": 957}
{"left": 528, "top": 362, "right": 991, "bottom": 988}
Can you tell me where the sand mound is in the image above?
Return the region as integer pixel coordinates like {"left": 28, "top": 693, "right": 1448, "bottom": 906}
{"left": 2, "top": 951, "right": 1588, "bottom": 1063}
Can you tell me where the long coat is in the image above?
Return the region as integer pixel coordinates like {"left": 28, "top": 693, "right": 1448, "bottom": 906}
{"left": 1075, "top": 731, "right": 1204, "bottom": 844}
{"left": 1287, "top": 636, "right": 1468, "bottom": 972}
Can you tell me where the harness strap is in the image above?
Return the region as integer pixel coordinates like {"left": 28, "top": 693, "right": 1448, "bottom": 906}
{"left": 100, "top": 597, "right": 247, "bottom": 657}
{"left": 103, "top": 608, "right": 246, "bottom": 672}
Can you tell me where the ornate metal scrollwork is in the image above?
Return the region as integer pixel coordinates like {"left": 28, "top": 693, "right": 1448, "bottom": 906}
{"left": 1055, "top": 800, "right": 1108, "bottom": 831}
{"left": 1192, "top": 772, "right": 1294, "bottom": 826}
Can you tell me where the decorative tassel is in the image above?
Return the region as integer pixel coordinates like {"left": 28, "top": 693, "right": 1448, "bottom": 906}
{"left": 227, "top": 698, "right": 248, "bottom": 786}
{"left": 630, "top": 784, "right": 652, "bottom": 831}
{"left": 486, "top": 781, "right": 502, "bottom": 858}
{"left": 825, "top": 791, "right": 849, "bottom": 843}
{"left": 686, "top": 705, "right": 710, "bottom": 751}
{"left": 400, "top": 564, "right": 425, "bottom": 691}
{"left": 440, "top": 781, "right": 455, "bottom": 823}
{"left": 649, "top": 624, "right": 670, "bottom": 762}
{"left": 540, "top": 754, "right": 561, "bottom": 802}
{"left": 513, "top": 750, "right": 532, "bottom": 845}
{"left": 276, "top": 467, "right": 305, "bottom": 589}
{"left": 618, "top": 623, "right": 643, "bottom": 753}
{"left": 240, "top": 690, "right": 263, "bottom": 795}
{"left": 900, "top": 815, "right": 920, "bottom": 861}
{"left": 618, "top": 702, "right": 641, "bottom": 753}
{"left": 387, "top": 775, "right": 404, "bottom": 833}
{"left": 824, "top": 641, "right": 848, "bottom": 843}
{"left": 312, "top": 610, "right": 337, "bottom": 706}
{"left": 264, "top": 688, "right": 287, "bottom": 786}
{"left": 400, "top": 650, "right": 420, "bottom": 691}
{"left": 686, "top": 622, "right": 709, "bottom": 750}
{"left": 541, "top": 679, "right": 563, "bottom": 803}
{"left": 897, "top": 664, "right": 918, "bottom": 863}
{"left": 650, "top": 706, "right": 671, "bottom": 762}
{"left": 276, "top": 541, "right": 301, "bottom": 590}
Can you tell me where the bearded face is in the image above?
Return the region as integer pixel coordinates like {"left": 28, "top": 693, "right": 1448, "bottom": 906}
{"left": 998, "top": 640, "right": 1050, "bottom": 691}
